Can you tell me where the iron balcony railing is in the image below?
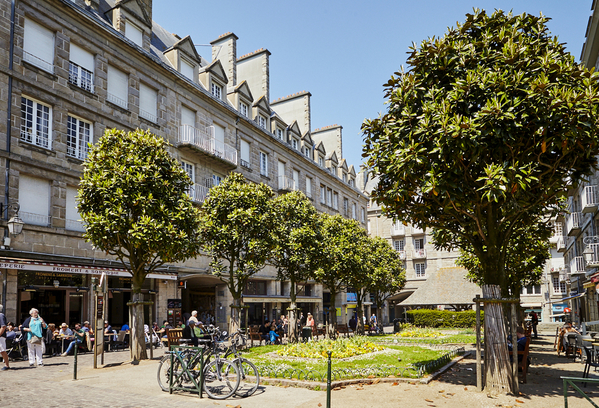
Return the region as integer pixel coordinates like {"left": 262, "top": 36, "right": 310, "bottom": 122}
{"left": 19, "top": 211, "right": 51, "bottom": 227}
{"left": 413, "top": 248, "right": 427, "bottom": 259}
{"left": 391, "top": 223, "right": 405, "bottom": 236}
{"left": 65, "top": 218, "right": 86, "bottom": 232}
{"left": 556, "top": 236, "right": 567, "bottom": 252}
{"left": 178, "top": 125, "right": 237, "bottom": 166}
{"left": 107, "top": 92, "right": 128, "bottom": 109}
{"left": 23, "top": 50, "right": 53, "bottom": 73}
{"left": 278, "top": 176, "right": 296, "bottom": 191}
{"left": 412, "top": 226, "right": 424, "bottom": 234}
{"left": 584, "top": 243, "right": 599, "bottom": 268}
{"left": 187, "top": 183, "right": 210, "bottom": 204}
{"left": 566, "top": 212, "right": 582, "bottom": 236}
{"left": 581, "top": 185, "right": 599, "bottom": 213}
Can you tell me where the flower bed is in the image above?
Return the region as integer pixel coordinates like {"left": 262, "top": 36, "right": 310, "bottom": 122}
{"left": 276, "top": 336, "right": 384, "bottom": 359}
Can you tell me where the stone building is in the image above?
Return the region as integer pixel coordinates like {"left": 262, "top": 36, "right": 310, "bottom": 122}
{"left": 0, "top": 0, "right": 368, "bottom": 330}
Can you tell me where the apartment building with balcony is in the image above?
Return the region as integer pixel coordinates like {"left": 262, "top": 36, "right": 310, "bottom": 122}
{"left": 0, "top": 0, "right": 368, "bottom": 329}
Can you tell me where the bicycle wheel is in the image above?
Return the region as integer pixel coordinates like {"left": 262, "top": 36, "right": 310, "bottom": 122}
{"left": 234, "top": 358, "right": 260, "bottom": 397}
{"left": 202, "top": 359, "right": 241, "bottom": 399}
{"left": 157, "top": 355, "right": 172, "bottom": 392}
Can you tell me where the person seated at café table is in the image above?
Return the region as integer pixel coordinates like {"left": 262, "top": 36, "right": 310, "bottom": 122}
{"left": 61, "top": 323, "right": 86, "bottom": 356}
{"left": 181, "top": 320, "right": 199, "bottom": 346}
{"left": 557, "top": 321, "right": 580, "bottom": 356}
{"left": 508, "top": 327, "right": 528, "bottom": 362}
{"left": 120, "top": 323, "right": 130, "bottom": 332}
{"left": 59, "top": 323, "right": 73, "bottom": 337}
{"left": 259, "top": 320, "right": 270, "bottom": 342}
{"left": 82, "top": 321, "right": 94, "bottom": 335}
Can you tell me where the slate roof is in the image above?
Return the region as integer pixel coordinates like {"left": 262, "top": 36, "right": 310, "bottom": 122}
{"left": 399, "top": 267, "right": 482, "bottom": 306}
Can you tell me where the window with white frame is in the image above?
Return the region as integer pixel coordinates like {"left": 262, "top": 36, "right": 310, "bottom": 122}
{"left": 180, "top": 160, "right": 194, "bottom": 182}
{"left": 415, "top": 262, "right": 426, "bottom": 278}
{"left": 212, "top": 174, "right": 222, "bottom": 186}
{"left": 66, "top": 115, "right": 92, "bottom": 160}
{"left": 240, "top": 139, "right": 250, "bottom": 168}
{"left": 20, "top": 96, "right": 52, "bottom": 149}
{"left": 343, "top": 198, "right": 349, "bottom": 215}
{"left": 18, "top": 174, "right": 50, "bottom": 226}
{"left": 552, "top": 277, "right": 567, "bottom": 295}
{"left": 293, "top": 170, "right": 299, "bottom": 191}
{"left": 521, "top": 284, "right": 541, "bottom": 295}
{"left": 333, "top": 192, "right": 339, "bottom": 210}
{"left": 326, "top": 188, "right": 332, "bottom": 207}
{"left": 292, "top": 138, "right": 298, "bottom": 150}
{"left": 181, "top": 106, "right": 195, "bottom": 128}
{"left": 23, "top": 18, "right": 54, "bottom": 73}
{"left": 318, "top": 156, "right": 324, "bottom": 167}
{"left": 65, "top": 186, "right": 85, "bottom": 231}
{"left": 211, "top": 82, "right": 222, "bottom": 100}
{"left": 259, "top": 151, "right": 268, "bottom": 176}
{"left": 306, "top": 177, "right": 312, "bottom": 197}
{"left": 107, "top": 66, "right": 128, "bottom": 109}
{"left": 343, "top": 173, "right": 347, "bottom": 182}
{"left": 304, "top": 147, "right": 311, "bottom": 158}
{"left": 240, "top": 102, "right": 249, "bottom": 117}
{"left": 414, "top": 238, "right": 424, "bottom": 250}
{"left": 351, "top": 203, "right": 356, "bottom": 219}
{"left": 394, "top": 240, "right": 404, "bottom": 251}
{"left": 349, "top": 178, "right": 355, "bottom": 187}
{"left": 320, "top": 185, "right": 326, "bottom": 204}
{"left": 258, "top": 115, "right": 267, "bottom": 130}
{"left": 139, "top": 83, "right": 157, "bottom": 122}
{"left": 361, "top": 207, "right": 365, "bottom": 222}
{"left": 180, "top": 58, "right": 194, "bottom": 81}
{"left": 69, "top": 44, "right": 94, "bottom": 92}
{"left": 125, "top": 21, "right": 143, "bottom": 47}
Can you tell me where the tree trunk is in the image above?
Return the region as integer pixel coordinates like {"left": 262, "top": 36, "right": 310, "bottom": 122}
{"left": 129, "top": 291, "right": 147, "bottom": 361}
{"left": 376, "top": 298, "right": 384, "bottom": 332}
{"left": 356, "top": 297, "right": 364, "bottom": 335}
{"left": 288, "top": 301, "right": 298, "bottom": 343}
{"left": 482, "top": 284, "right": 514, "bottom": 395}
{"left": 229, "top": 297, "right": 241, "bottom": 335}
{"left": 327, "top": 290, "right": 337, "bottom": 339}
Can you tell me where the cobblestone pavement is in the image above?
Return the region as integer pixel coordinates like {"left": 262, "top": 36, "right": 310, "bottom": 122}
{"left": 1, "top": 330, "right": 597, "bottom": 408}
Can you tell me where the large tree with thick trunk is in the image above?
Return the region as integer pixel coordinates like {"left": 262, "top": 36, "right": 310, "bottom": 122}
{"left": 78, "top": 129, "right": 203, "bottom": 362}
{"left": 200, "top": 173, "right": 275, "bottom": 334}
{"left": 270, "top": 191, "right": 324, "bottom": 342}
{"left": 362, "top": 9, "right": 599, "bottom": 394}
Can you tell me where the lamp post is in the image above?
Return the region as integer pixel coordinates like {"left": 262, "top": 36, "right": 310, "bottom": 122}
{"left": 1, "top": 203, "right": 23, "bottom": 312}
{"left": 583, "top": 236, "right": 599, "bottom": 267}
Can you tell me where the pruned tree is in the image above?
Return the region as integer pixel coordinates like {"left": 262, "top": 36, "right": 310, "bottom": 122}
{"left": 366, "top": 236, "right": 406, "bottom": 329}
{"left": 270, "top": 191, "right": 324, "bottom": 342}
{"left": 362, "top": 9, "right": 599, "bottom": 394}
{"left": 343, "top": 234, "right": 371, "bottom": 335}
{"left": 315, "top": 214, "right": 364, "bottom": 338}
{"left": 78, "top": 128, "right": 203, "bottom": 361}
{"left": 200, "top": 173, "right": 275, "bottom": 334}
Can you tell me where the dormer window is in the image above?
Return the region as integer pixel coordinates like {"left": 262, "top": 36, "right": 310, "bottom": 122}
{"left": 240, "top": 102, "right": 248, "bottom": 117}
{"left": 304, "top": 148, "right": 311, "bottom": 158}
{"left": 292, "top": 139, "right": 298, "bottom": 150}
{"left": 349, "top": 179, "right": 355, "bottom": 187}
{"left": 343, "top": 173, "right": 347, "bottom": 183}
{"left": 211, "top": 83, "right": 222, "bottom": 100}
{"left": 125, "top": 21, "right": 143, "bottom": 47}
{"left": 259, "top": 115, "right": 267, "bottom": 130}
{"left": 318, "top": 157, "right": 324, "bottom": 167}
{"left": 180, "top": 59, "right": 194, "bottom": 80}
{"left": 276, "top": 128, "right": 284, "bottom": 140}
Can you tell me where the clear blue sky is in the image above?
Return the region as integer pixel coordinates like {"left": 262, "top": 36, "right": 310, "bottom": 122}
{"left": 153, "top": 1, "right": 592, "bottom": 171}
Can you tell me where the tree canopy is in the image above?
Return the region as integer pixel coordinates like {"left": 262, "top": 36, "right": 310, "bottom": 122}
{"left": 78, "top": 128, "right": 203, "bottom": 360}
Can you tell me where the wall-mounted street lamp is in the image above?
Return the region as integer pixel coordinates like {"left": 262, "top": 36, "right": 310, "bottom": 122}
{"left": 0, "top": 203, "right": 24, "bottom": 236}
{"left": 583, "top": 236, "right": 599, "bottom": 267}
{"left": 53, "top": 280, "right": 60, "bottom": 288}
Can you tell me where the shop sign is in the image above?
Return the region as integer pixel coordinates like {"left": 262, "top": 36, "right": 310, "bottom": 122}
{"left": 0, "top": 259, "right": 176, "bottom": 280}
{"left": 552, "top": 303, "right": 567, "bottom": 313}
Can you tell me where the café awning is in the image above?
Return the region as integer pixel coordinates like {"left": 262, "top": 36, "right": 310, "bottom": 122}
{"left": 544, "top": 291, "right": 586, "bottom": 305}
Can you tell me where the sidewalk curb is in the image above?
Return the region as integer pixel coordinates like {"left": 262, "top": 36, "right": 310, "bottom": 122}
{"left": 419, "top": 350, "right": 471, "bottom": 384}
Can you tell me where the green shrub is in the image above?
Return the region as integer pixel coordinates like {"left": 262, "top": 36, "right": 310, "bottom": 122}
{"left": 405, "top": 310, "right": 482, "bottom": 328}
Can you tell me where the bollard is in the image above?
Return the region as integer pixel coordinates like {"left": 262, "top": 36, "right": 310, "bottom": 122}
{"left": 73, "top": 341, "right": 78, "bottom": 380}
{"left": 326, "top": 350, "right": 332, "bottom": 408}
{"left": 199, "top": 346, "right": 205, "bottom": 398}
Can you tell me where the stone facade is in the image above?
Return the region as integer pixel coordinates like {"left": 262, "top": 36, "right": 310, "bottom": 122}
{"left": 0, "top": 0, "right": 368, "bottom": 330}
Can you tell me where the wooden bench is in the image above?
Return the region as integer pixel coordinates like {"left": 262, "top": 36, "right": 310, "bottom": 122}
{"left": 165, "top": 328, "right": 183, "bottom": 349}
{"left": 248, "top": 326, "right": 263, "bottom": 347}
{"left": 336, "top": 323, "right": 351, "bottom": 337}
{"left": 509, "top": 336, "right": 530, "bottom": 383}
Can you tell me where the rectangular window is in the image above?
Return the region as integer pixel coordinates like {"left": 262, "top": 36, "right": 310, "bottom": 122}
{"left": 343, "top": 173, "right": 347, "bottom": 183}
{"left": 240, "top": 139, "right": 250, "bottom": 168}
{"left": 320, "top": 186, "right": 326, "bottom": 204}
{"left": 415, "top": 263, "right": 426, "bottom": 278}
{"left": 65, "top": 186, "right": 85, "bottom": 232}
{"left": 212, "top": 174, "right": 222, "bottom": 186}
{"left": 352, "top": 203, "right": 357, "bottom": 219}
{"left": 181, "top": 106, "right": 195, "bottom": 128}
{"left": 333, "top": 192, "right": 339, "bottom": 210}
{"left": 125, "top": 21, "right": 143, "bottom": 46}
{"left": 361, "top": 207, "right": 365, "bottom": 222}
{"left": 306, "top": 177, "right": 312, "bottom": 198}
{"left": 180, "top": 160, "right": 194, "bottom": 182}
{"left": 18, "top": 174, "right": 50, "bottom": 226}
{"left": 260, "top": 152, "right": 268, "bottom": 176}
{"left": 318, "top": 157, "right": 324, "bottom": 167}
{"left": 394, "top": 240, "right": 405, "bottom": 251}
{"left": 293, "top": 170, "right": 299, "bottom": 191}
{"left": 343, "top": 198, "right": 349, "bottom": 216}
{"left": 414, "top": 238, "right": 424, "bottom": 250}
{"left": 213, "top": 124, "right": 225, "bottom": 157}
{"left": 240, "top": 102, "right": 248, "bottom": 117}
{"left": 211, "top": 83, "right": 222, "bottom": 99}
{"left": 326, "top": 188, "right": 332, "bottom": 207}
{"left": 349, "top": 179, "right": 355, "bottom": 187}
{"left": 292, "top": 139, "right": 298, "bottom": 150}
{"left": 20, "top": 96, "right": 52, "bottom": 149}
{"left": 552, "top": 277, "right": 566, "bottom": 294}
{"left": 180, "top": 59, "right": 194, "bottom": 80}
{"left": 139, "top": 83, "right": 157, "bottom": 123}
{"left": 66, "top": 115, "right": 92, "bottom": 160}
{"left": 243, "top": 281, "right": 267, "bottom": 296}
{"left": 276, "top": 128, "right": 284, "bottom": 140}
{"left": 107, "top": 66, "right": 128, "bottom": 109}
{"left": 259, "top": 115, "right": 267, "bottom": 129}
{"left": 69, "top": 44, "right": 94, "bottom": 92}
{"left": 304, "top": 147, "right": 311, "bottom": 158}
{"left": 522, "top": 284, "right": 542, "bottom": 295}
{"left": 23, "top": 19, "right": 54, "bottom": 73}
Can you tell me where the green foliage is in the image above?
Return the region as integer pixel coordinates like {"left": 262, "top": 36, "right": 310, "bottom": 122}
{"left": 366, "top": 237, "right": 406, "bottom": 313}
{"left": 362, "top": 9, "right": 599, "bottom": 289}
{"left": 78, "top": 128, "right": 203, "bottom": 285}
{"left": 276, "top": 336, "right": 384, "bottom": 359}
{"left": 200, "top": 173, "right": 275, "bottom": 301}
{"left": 405, "top": 310, "right": 482, "bottom": 328}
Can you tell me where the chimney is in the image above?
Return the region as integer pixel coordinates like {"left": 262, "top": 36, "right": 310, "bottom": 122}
{"left": 210, "top": 32, "right": 238, "bottom": 87}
